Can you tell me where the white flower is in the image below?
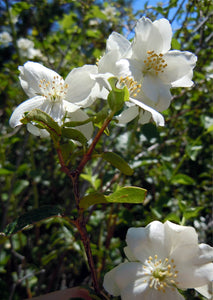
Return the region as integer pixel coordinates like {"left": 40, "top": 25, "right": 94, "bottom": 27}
{"left": 101, "top": 5, "right": 117, "bottom": 19}
{"left": 96, "top": 31, "right": 165, "bottom": 126}
{"left": 117, "top": 17, "right": 197, "bottom": 112}
{"left": 17, "top": 38, "right": 35, "bottom": 57}
{"left": 0, "top": 31, "right": 12, "bottom": 46}
{"left": 9, "top": 61, "right": 94, "bottom": 139}
{"left": 103, "top": 220, "right": 213, "bottom": 300}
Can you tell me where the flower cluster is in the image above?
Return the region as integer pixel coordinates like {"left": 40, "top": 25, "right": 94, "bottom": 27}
{"left": 103, "top": 221, "right": 213, "bottom": 300}
{"left": 10, "top": 17, "right": 197, "bottom": 138}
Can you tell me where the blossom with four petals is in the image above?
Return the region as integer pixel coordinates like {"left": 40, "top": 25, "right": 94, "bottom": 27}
{"left": 103, "top": 221, "right": 213, "bottom": 300}
{"left": 9, "top": 61, "right": 99, "bottom": 139}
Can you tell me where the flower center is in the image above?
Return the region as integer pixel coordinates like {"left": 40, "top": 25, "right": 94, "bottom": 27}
{"left": 38, "top": 76, "right": 68, "bottom": 102}
{"left": 143, "top": 51, "right": 167, "bottom": 75}
{"left": 143, "top": 255, "right": 179, "bottom": 293}
{"left": 119, "top": 76, "right": 141, "bottom": 97}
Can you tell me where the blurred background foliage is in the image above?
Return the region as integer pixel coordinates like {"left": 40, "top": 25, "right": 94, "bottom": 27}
{"left": 0, "top": 0, "right": 212, "bottom": 299}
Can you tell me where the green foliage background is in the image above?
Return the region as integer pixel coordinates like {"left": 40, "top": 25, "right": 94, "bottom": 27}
{"left": 0, "top": 0, "right": 212, "bottom": 299}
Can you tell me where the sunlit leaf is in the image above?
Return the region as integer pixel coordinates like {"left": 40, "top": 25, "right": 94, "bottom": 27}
{"left": 106, "top": 186, "right": 147, "bottom": 204}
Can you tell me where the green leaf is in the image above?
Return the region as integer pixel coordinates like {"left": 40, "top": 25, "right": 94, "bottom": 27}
{"left": 102, "top": 152, "right": 133, "bottom": 175}
{"left": 107, "top": 77, "right": 129, "bottom": 113}
{"left": 79, "top": 187, "right": 147, "bottom": 210}
{"left": 171, "top": 38, "right": 181, "bottom": 50}
{"left": 106, "top": 186, "right": 147, "bottom": 204}
{"left": 171, "top": 174, "right": 195, "bottom": 185}
{"left": 79, "top": 193, "right": 107, "bottom": 209}
{"left": 186, "top": 143, "right": 203, "bottom": 161}
{"left": 0, "top": 168, "right": 13, "bottom": 175}
{"left": 61, "top": 128, "right": 88, "bottom": 145}
{"left": 206, "top": 124, "right": 213, "bottom": 133}
{"left": 21, "top": 109, "right": 61, "bottom": 139}
{"left": 2, "top": 206, "right": 63, "bottom": 237}
{"left": 60, "top": 142, "right": 75, "bottom": 163}
{"left": 64, "top": 118, "right": 92, "bottom": 127}
{"left": 183, "top": 207, "right": 203, "bottom": 220}
{"left": 13, "top": 179, "right": 29, "bottom": 195}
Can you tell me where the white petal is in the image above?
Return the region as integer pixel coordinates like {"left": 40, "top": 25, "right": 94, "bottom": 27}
{"left": 195, "top": 282, "right": 213, "bottom": 300}
{"left": 138, "top": 110, "right": 152, "bottom": 125}
{"left": 130, "top": 98, "right": 165, "bottom": 126}
{"left": 161, "top": 50, "right": 197, "bottom": 84}
{"left": 124, "top": 246, "right": 137, "bottom": 261}
{"left": 126, "top": 221, "right": 168, "bottom": 263}
{"left": 9, "top": 96, "right": 45, "bottom": 127}
{"left": 104, "top": 262, "right": 147, "bottom": 297}
{"left": 63, "top": 100, "right": 82, "bottom": 113}
{"left": 153, "top": 18, "right": 172, "bottom": 53}
{"left": 171, "top": 244, "right": 213, "bottom": 289}
{"left": 164, "top": 221, "right": 198, "bottom": 253}
{"left": 98, "top": 49, "right": 122, "bottom": 75}
{"left": 66, "top": 109, "right": 93, "bottom": 141}
{"left": 198, "top": 243, "right": 213, "bottom": 263}
{"left": 106, "top": 32, "right": 131, "bottom": 56}
{"left": 116, "top": 105, "right": 139, "bottom": 124}
{"left": 65, "top": 65, "right": 99, "bottom": 107}
{"left": 121, "top": 283, "right": 185, "bottom": 300}
{"left": 116, "top": 58, "right": 143, "bottom": 83}
{"left": 143, "top": 75, "right": 172, "bottom": 111}
{"left": 19, "top": 61, "right": 61, "bottom": 98}
{"left": 171, "top": 71, "right": 194, "bottom": 87}
{"left": 132, "top": 17, "right": 172, "bottom": 60}
{"left": 27, "top": 123, "right": 49, "bottom": 138}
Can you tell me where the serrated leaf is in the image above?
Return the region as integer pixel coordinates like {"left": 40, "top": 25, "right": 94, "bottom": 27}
{"left": 106, "top": 186, "right": 147, "bottom": 204}
{"left": 21, "top": 109, "right": 61, "bottom": 139}
{"left": 61, "top": 128, "right": 88, "bottom": 145}
{"left": 3, "top": 206, "right": 63, "bottom": 237}
{"left": 102, "top": 152, "right": 133, "bottom": 175}
{"left": 171, "top": 174, "right": 195, "bottom": 185}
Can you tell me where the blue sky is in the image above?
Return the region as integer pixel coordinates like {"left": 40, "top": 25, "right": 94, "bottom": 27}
{"left": 132, "top": 0, "right": 188, "bottom": 30}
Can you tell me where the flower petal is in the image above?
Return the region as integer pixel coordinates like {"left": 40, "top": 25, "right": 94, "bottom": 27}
{"left": 103, "top": 262, "right": 148, "bottom": 297}
{"left": 121, "top": 283, "right": 185, "bottom": 300}
{"left": 132, "top": 17, "right": 172, "bottom": 60}
{"left": 9, "top": 96, "right": 45, "bottom": 127}
{"left": 19, "top": 61, "right": 61, "bottom": 98}
{"left": 126, "top": 221, "right": 169, "bottom": 263}
{"left": 164, "top": 221, "right": 199, "bottom": 253}
{"left": 27, "top": 123, "right": 49, "bottom": 138}
{"left": 171, "top": 244, "right": 213, "bottom": 289}
{"left": 161, "top": 50, "right": 197, "bottom": 85}
{"left": 98, "top": 49, "right": 122, "bottom": 75}
{"left": 106, "top": 31, "right": 131, "bottom": 56}
{"left": 143, "top": 75, "right": 172, "bottom": 111}
{"left": 195, "top": 282, "right": 213, "bottom": 300}
{"left": 66, "top": 109, "right": 93, "bottom": 141}
{"left": 130, "top": 98, "right": 165, "bottom": 126}
{"left": 116, "top": 105, "right": 139, "bottom": 124}
{"left": 65, "top": 65, "right": 99, "bottom": 107}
